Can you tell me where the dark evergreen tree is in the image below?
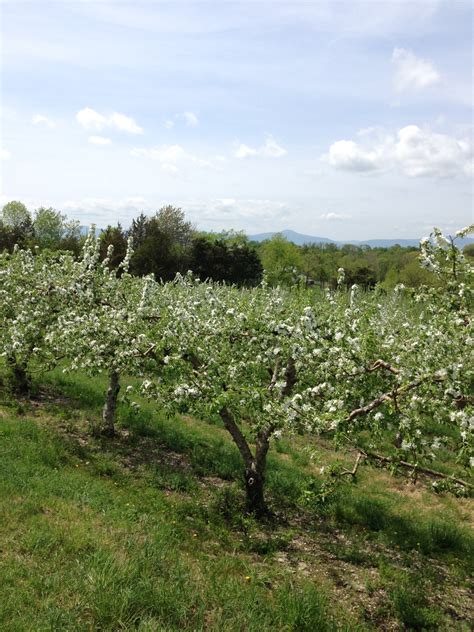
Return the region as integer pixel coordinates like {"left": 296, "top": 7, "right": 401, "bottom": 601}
{"left": 189, "top": 237, "right": 262, "bottom": 286}
{"left": 129, "top": 218, "right": 179, "bottom": 280}
{"left": 128, "top": 213, "right": 149, "bottom": 249}
{"left": 99, "top": 224, "right": 128, "bottom": 269}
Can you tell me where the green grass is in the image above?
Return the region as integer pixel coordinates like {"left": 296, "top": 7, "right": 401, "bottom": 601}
{"left": 0, "top": 415, "right": 358, "bottom": 631}
{"left": 333, "top": 492, "right": 472, "bottom": 562}
{"left": 0, "top": 368, "right": 473, "bottom": 630}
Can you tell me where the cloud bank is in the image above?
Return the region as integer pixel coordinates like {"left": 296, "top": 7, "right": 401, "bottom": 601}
{"left": 325, "top": 125, "right": 472, "bottom": 178}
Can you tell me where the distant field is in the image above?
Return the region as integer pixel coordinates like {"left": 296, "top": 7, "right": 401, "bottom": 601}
{"left": 0, "top": 368, "right": 472, "bottom": 631}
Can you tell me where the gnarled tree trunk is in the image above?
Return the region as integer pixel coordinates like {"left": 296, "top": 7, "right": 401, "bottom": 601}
{"left": 6, "top": 355, "right": 30, "bottom": 396}
{"left": 218, "top": 357, "right": 297, "bottom": 517}
{"left": 244, "top": 467, "right": 267, "bottom": 516}
{"left": 220, "top": 406, "right": 271, "bottom": 516}
{"left": 102, "top": 370, "right": 120, "bottom": 436}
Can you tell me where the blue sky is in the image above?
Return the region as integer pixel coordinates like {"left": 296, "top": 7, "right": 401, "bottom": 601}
{"left": 1, "top": 0, "right": 472, "bottom": 238}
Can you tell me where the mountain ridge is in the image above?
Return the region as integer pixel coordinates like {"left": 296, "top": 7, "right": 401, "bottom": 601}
{"left": 248, "top": 229, "right": 474, "bottom": 248}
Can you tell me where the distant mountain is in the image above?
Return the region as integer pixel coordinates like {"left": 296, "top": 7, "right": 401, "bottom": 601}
{"left": 248, "top": 230, "right": 474, "bottom": 249}
{"left": 347, "top": 238, "right": 421, "bottom": 248}
{"left": 249, "top": 229, "right": 334, "bottom": 246}
{"left": 78, "top": 225, "right": 473, "bottom": 248}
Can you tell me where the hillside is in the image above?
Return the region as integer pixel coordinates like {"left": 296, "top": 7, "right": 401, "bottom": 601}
{"left": 0, "top": 369, "right": 473, "bottom": 631}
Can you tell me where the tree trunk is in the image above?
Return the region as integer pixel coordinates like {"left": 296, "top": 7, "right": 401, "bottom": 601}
{"left": 6, "top": 355, "right": 30, "bottom": 396}
{"left": 220, "top": 406, "right": 270, "bottom": 516}
{"left": 244, "top": 465, "right": 267, "bottom": 516}
{"left": 101, "top": 370, "right": 120, "bottom": 436}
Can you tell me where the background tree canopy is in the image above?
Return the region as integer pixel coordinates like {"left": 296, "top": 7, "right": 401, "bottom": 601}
{"left": 0, "top": 199, "right": 463, "bottom": 289}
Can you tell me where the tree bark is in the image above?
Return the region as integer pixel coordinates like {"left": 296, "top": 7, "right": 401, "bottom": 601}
{"left": 220, "top": 406, "right": 270, "bottom": 516}
{"left": 244, "top": 466, "right": 267, "bottom": 516}
{"left": 218, "top": 356, "right": 296, "bottom": 517}
{"left": 6, "top": 355, "right": 30, "bottom": 396}
{"left": 101, "top": 370, "right": 120, "bottom": 436}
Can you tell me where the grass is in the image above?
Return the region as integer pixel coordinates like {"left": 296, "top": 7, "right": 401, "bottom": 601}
{"left": 0, "top": 367, "right": 473, "bottom": 630}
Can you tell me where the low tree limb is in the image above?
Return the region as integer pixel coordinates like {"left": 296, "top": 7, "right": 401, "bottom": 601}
{"left": 366, "top": 359, "right": 399, "bottom": 375}
{"left": 219, "top": 406, "right": 254, "bottom": 470}
{"left": 359, "top": 448, "right": 473, "bottom": 489}
{"left": 346, "top": 374, "right": 444, "bottom": 422}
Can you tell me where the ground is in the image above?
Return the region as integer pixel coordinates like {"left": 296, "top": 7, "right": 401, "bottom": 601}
{"left": 0, "top": 369, "right": 472, "bottom": 631}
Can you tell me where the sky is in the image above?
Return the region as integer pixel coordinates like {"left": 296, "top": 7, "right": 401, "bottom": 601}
{"left": 0, "top": 0, "right": 473, "bottom": 239}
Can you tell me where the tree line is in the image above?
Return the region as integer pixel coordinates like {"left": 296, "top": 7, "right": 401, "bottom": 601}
{"left": 0, "top": 201, "right": 263, "bottom": 286}
{"left": 2, "top": 200, "right": 472, "bottom": 288}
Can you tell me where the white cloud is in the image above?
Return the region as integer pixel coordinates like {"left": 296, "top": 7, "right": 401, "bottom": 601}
{"left": 130, "top": 144, "right": 213, "bottom": 172}
{"left": 324, "top": 125, "right": 472, "bottom": 178}
{"left": 32, "top": 114, "right": 55, "bottom": 128}
{"left": 109, "top": 111, "right": 143, "bottom": 134}
{"left": 326, "top": 140, "right": 382, "bottom": 172}
{"left": 183, "top": 111, "right": 198, "bottom": 127}
{"left": 0, "top": 148, "right": 11, "bottom": 160}
{"left": 88, "top": 135, "right": 112, "bottom": 145}
{"left": 261, "top": 136, "right": 287, "bottom": 158}
{"left": 44, "top": 197, "right": 290, "bottom": 233}
{"left": 235, "top": 144, "right": 258, "bottom": 159}
{"left": 391, "top": 48, "right": 440, "bottom": 93}
{"left": 395, "top": 126, "right": 472, "bottom": 177}
{"left": 164, "top": 112, "right": 198, "bottom": 128}
{"left": 319, "top": 213, "right": 352, "bottom": 221}
{"left": 76, "top": 107, "right": 143, "bottom": 134}
{"left": 234, "top": 135, "right": 287, "bottom": 159}
{"left": 177, "top": 198, "right": 291, "bottom": 231}
{"left": 76, "top": 107, "right": 107, "bottom": 131}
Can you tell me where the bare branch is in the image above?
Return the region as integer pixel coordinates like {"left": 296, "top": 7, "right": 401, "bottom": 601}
{"left": 268, "top": 358, "right": 281, "bottom": 392}
{"left": 359, "top": 448, "right": 473, "bottom": 489}
{"left": 339, "top": 452, "right": 364, "bottom": 477}
{"left": 366, "top": 359, "right": 399, "bottom": 375}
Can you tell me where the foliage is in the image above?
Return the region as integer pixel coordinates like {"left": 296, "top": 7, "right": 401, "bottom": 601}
{"left": 44, "top": 229, "right": 162, "bottom": 433}
{"left": 0, "top": 201, "right": 34, "bottom": 250}
{"left": 0, "top": 247, "right": 75, "bottom": 393}
{"left": 0, "top": 223, "right": 472, "bottom": 505}
{"left": 99, "top": 224, "right": 128, "bottom": 269}
{"left": 1, "top": 200, "right": 31, "bottom": 230}
{"left": 128, "top": 212, "right": 185, "bottom": 280}
{"left": 189, "top": 236, "right": 263, "bottom": 285}
{"left": 2, "top": 199, "right": 469, "bottom": 289}
{"left": 259, "top": 233, "right": 303, "bottom": 285}
{"left": 33, "top": 206, "right": 68, "bottom": 249}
